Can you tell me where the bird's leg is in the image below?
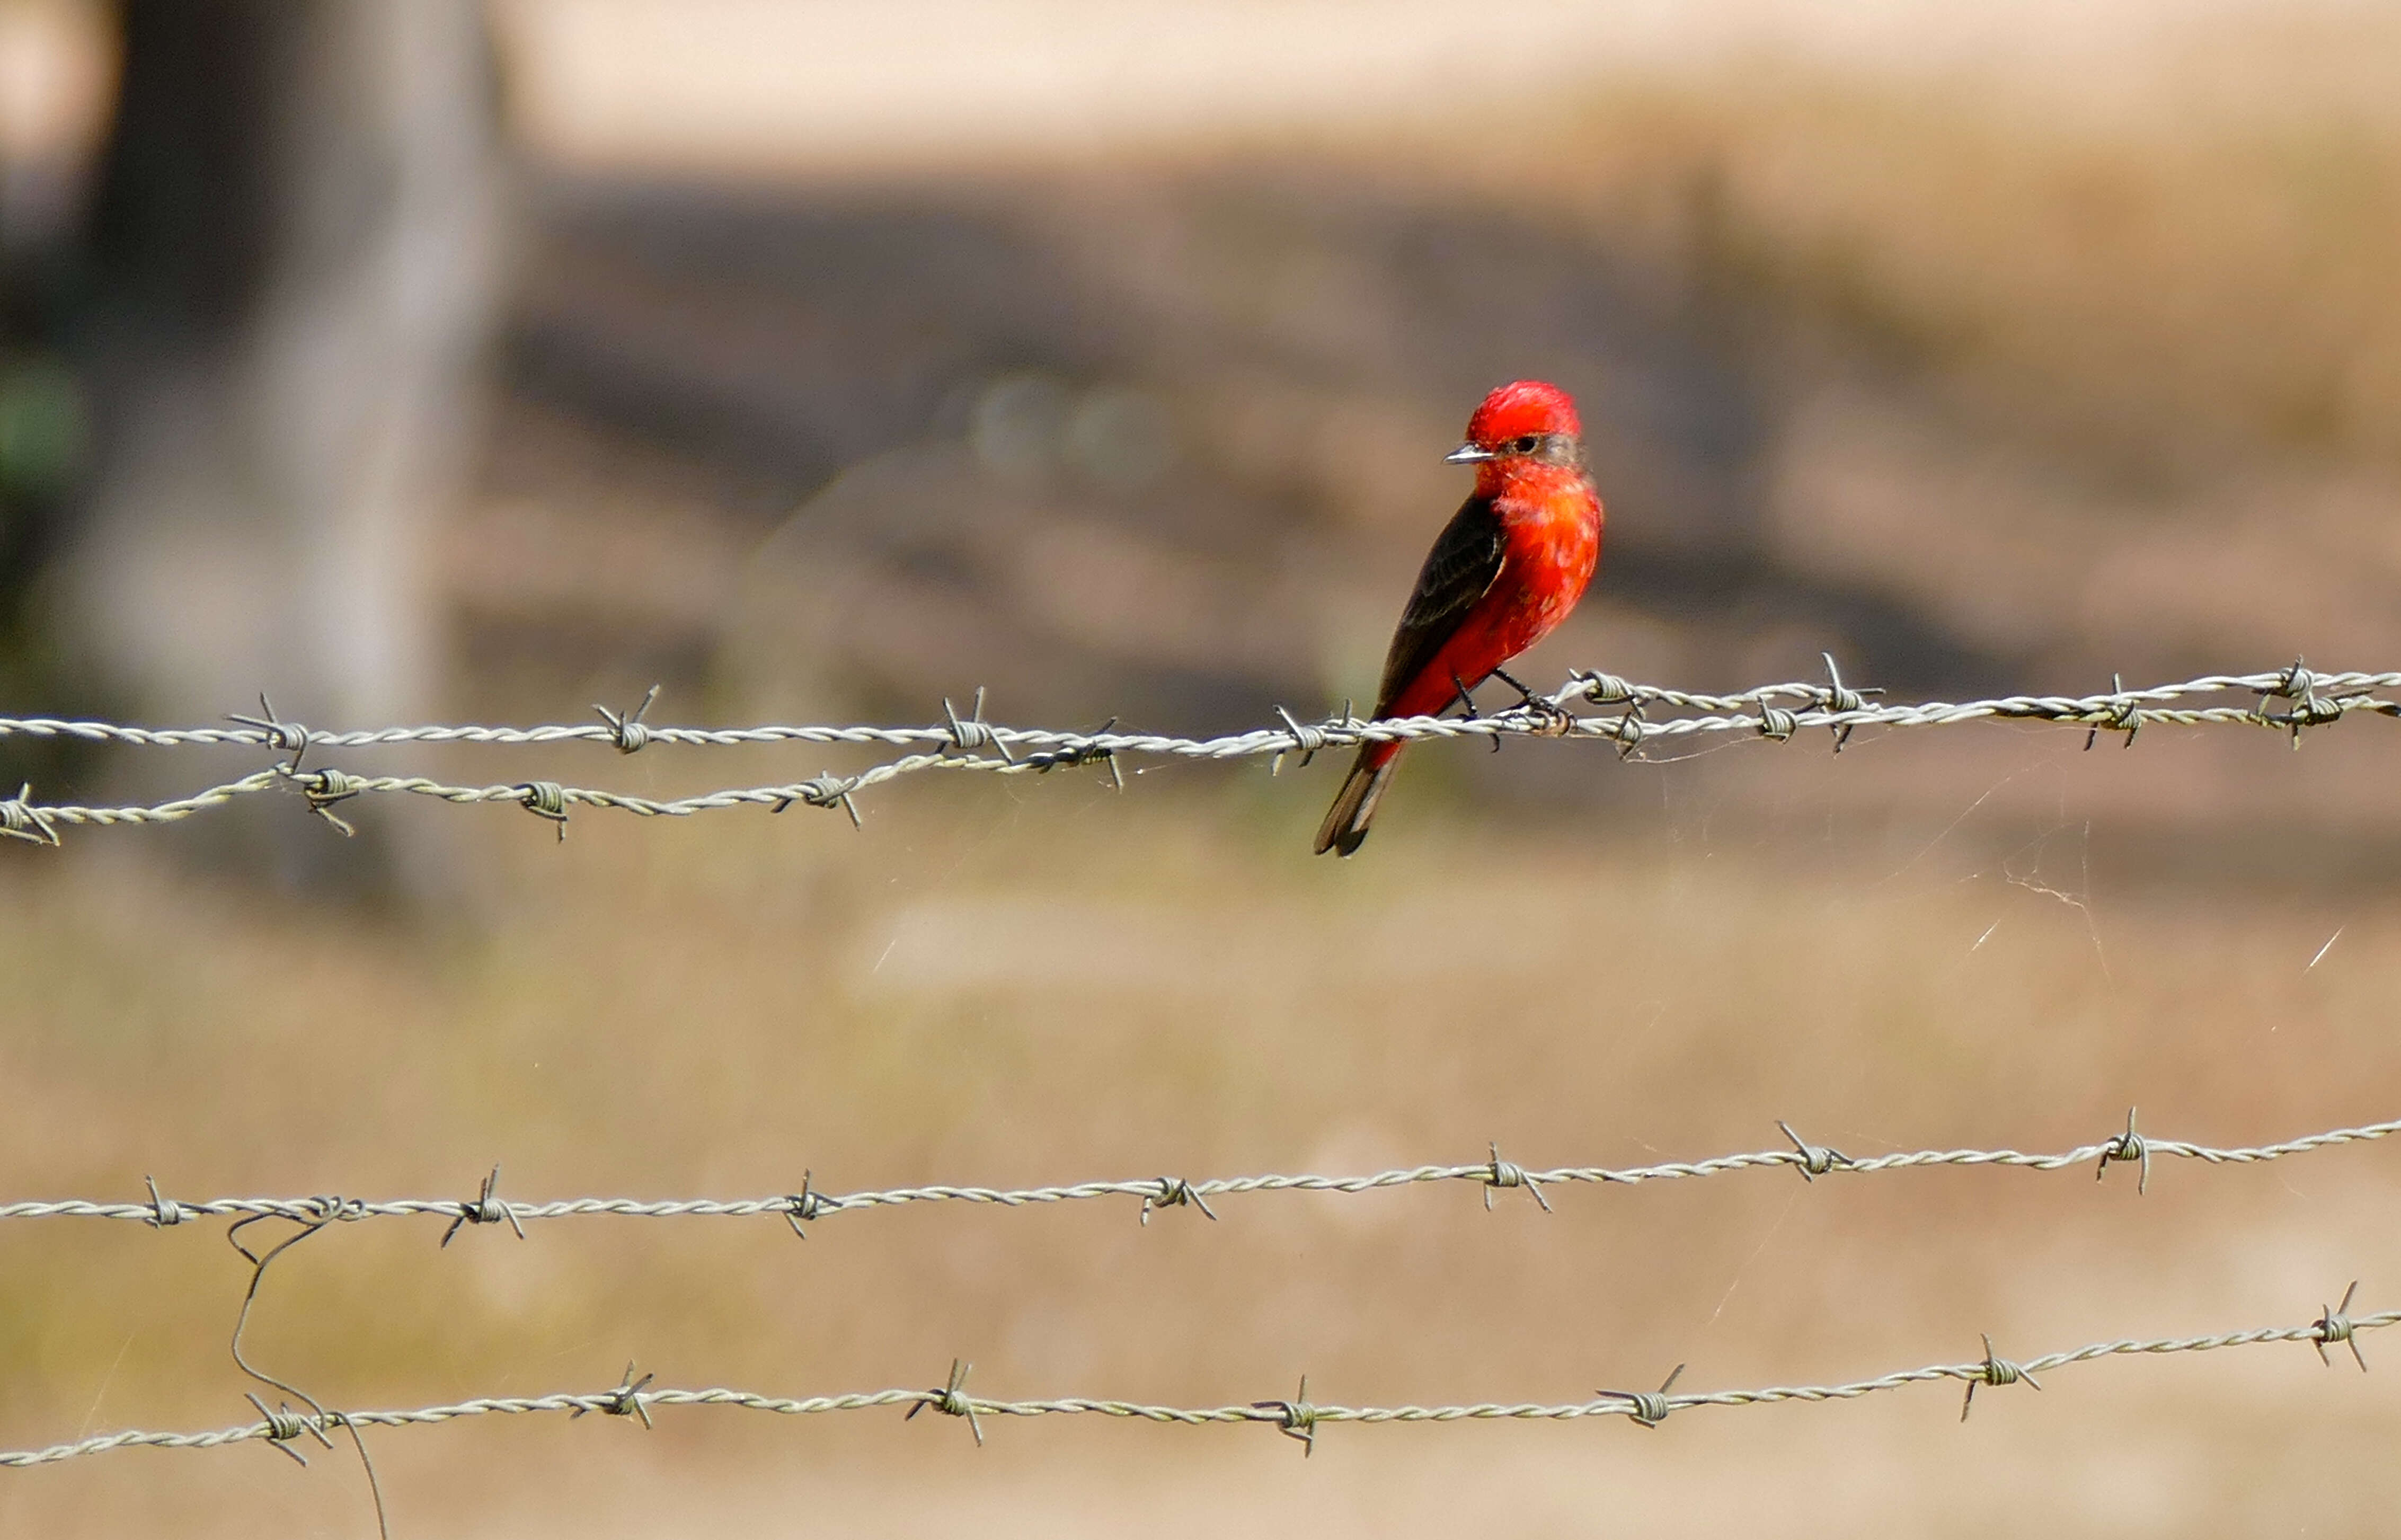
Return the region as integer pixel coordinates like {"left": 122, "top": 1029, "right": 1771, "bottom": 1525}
{"left": 1490, "top": 667, "right": 1541, "bottom": 706}
{"left": 1490, "top": 667, "right": 1575, "bottom": 737}
{"left": 1450, "top": 671, "right": 1504, "bottom": 753}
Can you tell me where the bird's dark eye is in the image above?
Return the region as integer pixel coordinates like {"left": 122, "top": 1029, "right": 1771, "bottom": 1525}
{"left": 1512, "top": 435, "right": 1540, "bottom": 454}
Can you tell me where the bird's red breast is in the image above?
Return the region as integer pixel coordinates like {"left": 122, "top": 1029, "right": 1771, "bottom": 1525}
{"left": 1376, "top": 391, "right": 1602, "bottom": 722}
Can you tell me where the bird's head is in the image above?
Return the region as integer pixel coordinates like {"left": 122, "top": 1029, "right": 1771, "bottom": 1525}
{"left": 1446, "top": 380, "right": 1583, "bottom": 471}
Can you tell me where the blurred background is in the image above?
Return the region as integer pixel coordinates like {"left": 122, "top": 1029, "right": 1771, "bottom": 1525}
{"left": 5, "top": 1, "right": 2401, "bottom": 1534}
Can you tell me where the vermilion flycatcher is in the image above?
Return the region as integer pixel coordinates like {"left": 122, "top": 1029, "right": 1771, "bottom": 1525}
{"left": 1314, "top": 380, "right": 1602, "bottom": 856}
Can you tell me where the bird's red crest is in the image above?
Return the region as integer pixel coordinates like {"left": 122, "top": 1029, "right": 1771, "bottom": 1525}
{"left": 1465, "top": 379, "right": 1580, "bottom": 449}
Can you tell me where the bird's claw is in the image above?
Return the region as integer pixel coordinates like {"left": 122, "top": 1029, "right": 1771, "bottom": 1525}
{"left": 1514, "top": 697, "right": 1578, "bottom": 737}
{"left": 1490, "top": 668, "right": 1576, "bottom": 737}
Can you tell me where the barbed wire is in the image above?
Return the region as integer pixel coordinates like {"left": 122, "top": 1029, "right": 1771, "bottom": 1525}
{"left": 6, "top": 1109, "right": 2393, "bottom": 1234}
{"left": 0, "top": 661, "right": 2385, "bottom": 842}
{"left": 5, "top": 667, "right": 2394, "bottom": 1519}
{"left": 6, "top": 1294, "right": 2387, "bottom": 1470}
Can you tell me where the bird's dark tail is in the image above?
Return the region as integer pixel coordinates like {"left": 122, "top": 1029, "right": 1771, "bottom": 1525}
{"left": 1313, "top": 744, "right": 1402, "bottom": 856}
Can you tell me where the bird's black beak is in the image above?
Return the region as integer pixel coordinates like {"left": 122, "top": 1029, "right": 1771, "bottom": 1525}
{"left": 1443, "top": 443, "right": 1493, "bottom": 464}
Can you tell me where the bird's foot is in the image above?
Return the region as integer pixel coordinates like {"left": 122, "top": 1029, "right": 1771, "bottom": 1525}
{"left": 1490, "top": 668, "right": 1578, "bottom": 737}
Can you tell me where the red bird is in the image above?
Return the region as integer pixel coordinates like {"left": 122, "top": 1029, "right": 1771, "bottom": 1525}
{"left": 1314, "top": 380, "right": 1602, "bottom": 856}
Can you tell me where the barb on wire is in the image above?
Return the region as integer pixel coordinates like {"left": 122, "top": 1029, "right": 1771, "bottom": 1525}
{"left": 783, "top": 1171, "right": 827, "bottom": 1238}
{"left": 225, "top": 692, "right": 311, "bottom": 756}
{"left": 1483, "top": 1140, "right": 1552, "bottom": 1212}
{"left": 440, "top": 1165, "right": 526, "bottom": 1248}
{"left": 0, "top": 782, "right": 61, "bottom": 845}
{"left": 1252, "top": 1374, "right": 1317, "bottom": 1456}
{"left": 2316, "top": 1282, "right": 2369, "bottom": 1371}
{"left": 942, "top": 688, "right": 1011, "bottom": 762}
{"left": 1600, "top": 1363, "right": 1685, "bottom": 1429}
{"left": 143, "top": 1174, "right": 186, "bottom": 1229}
{"left": 2085, "top": 673, "right": 2140, "bottom": 751}
{"left": 1960, "top": 1333, "right": 2040, "bottom": 1421}
{"left": 1776, "top": 1120, "right": 1850, "bottom": 1181}
{"left": 906, "top": 1359, "right": 984, "bottom": 1446}
{"left": 595, "top": 686, "right": 660, "bottom": 754}
{"left": 13, "top": 1110, "right": 2397, "bottom": 1234}
{"left": 1141, "top": 1175, "right": 1216, "bottom": 1225}
{"left": 7, "top": 1293, "right": 2392, "bottom": 1470}
{"left": 6, "top": 665, "right": 2401, "bottom": 842}
{"left": 2096, "top": 1107, "right": 2150, "bottom": 1193}
{"left": 570, "top": 1364, "right": 656, "bottom": 1430}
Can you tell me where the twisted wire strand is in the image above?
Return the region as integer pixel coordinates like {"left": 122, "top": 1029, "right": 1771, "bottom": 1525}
{"left": 7, "top": 1305, "right": 2392, "bottom": 1468}
{"left": 0, "top": 666, "right": 2385, "bottom": 753}
{"left": 1, "top": 666, "right": 2387, "bottom": 837}
{"left": 8, "top": 1113, "right": 2395, "bottom": 1227}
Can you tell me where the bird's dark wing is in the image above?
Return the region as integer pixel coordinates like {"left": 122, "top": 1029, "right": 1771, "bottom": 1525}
{"left": 1373, "top": 494, "right": 1507, "bottom": 714}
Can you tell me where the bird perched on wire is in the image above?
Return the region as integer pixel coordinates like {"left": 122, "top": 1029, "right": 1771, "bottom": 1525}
{"left": 1314, "top": 380, "right": 1602, "bottom": 856}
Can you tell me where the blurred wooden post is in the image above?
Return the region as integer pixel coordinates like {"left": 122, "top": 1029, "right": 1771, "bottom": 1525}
{"left": 66, "top": 0, "right": 503, "bottom": 890}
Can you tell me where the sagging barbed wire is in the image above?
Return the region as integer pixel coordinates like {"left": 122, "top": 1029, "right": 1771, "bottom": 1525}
{"left": 7, "top": 1108, "right": 2396, "bottom": 1235}
{"left": 5, "top": 1293, "right": 2388, "bottom": 1470}
{"left": 0, "top": 661, "right": 2385, "bottom": 842}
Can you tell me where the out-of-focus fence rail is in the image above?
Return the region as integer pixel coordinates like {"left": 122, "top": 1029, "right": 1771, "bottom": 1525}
{"left": 0, "top": 662, "right": 2386, "bottom": 840}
